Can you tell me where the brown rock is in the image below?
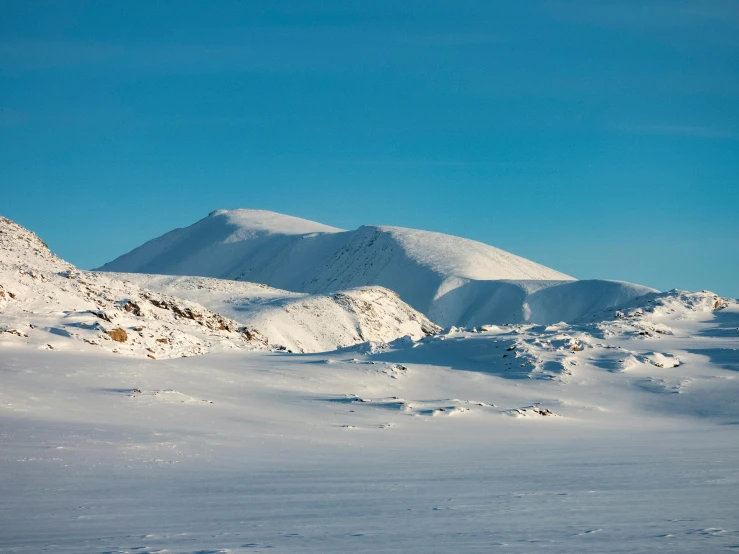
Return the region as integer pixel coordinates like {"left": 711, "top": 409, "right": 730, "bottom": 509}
{"left": 156, "top": 337, "right": 169, "bottom": 344}
{"left": 106, "top": 328, "right": 128, "bottom": 342}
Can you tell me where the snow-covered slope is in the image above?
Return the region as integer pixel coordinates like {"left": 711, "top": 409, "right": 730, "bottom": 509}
{"left": 1, "top": 217, "right": 439, "bottom": 355}
{"left": 99, "top": 209, "right": 592, "bottom": 326}
{"left": 429, "top": 278, "right": 657, "bottom": 326}
{"left": 106, "top": 273, "right": 441, "bottom": 353}
{"left": 374, "top": 288, "right": 738, "bottom": 402}
{"left": 0, "top": 216, "right": 268, "bottom": 358}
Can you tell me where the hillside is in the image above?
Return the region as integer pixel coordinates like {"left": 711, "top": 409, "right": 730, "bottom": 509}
{"left": 105, "top": 273, "right": 441, "bottom": 353}
{"left": 0, "top": 217, "right": 269, "bottom": 358}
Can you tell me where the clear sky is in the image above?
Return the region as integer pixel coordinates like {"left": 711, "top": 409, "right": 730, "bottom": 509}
{"left": 1, "top": 1, "right": 738, "bottom": 297}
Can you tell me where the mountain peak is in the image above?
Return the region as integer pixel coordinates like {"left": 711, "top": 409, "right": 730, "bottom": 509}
{"left": 204, "top": 208, "right": 344, "bottom": 235}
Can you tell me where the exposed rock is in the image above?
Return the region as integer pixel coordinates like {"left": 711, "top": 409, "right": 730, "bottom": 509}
{"left": 92, "top": 311, "right": 114, "bottom": 323}
{"left": 2, "top": 328, "right": 28, "bottom": 337}
{"left": 106, "top": 328, "right": 128, "bottom": 342}
{"left": 121, "top": 300, "right": 142, "bottom": 316}
{"left": 241, "top": 328, "right": 267, "bottom": 343}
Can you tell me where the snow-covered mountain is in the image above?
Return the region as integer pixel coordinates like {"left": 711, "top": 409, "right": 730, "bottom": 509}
{"left": 1, "top": 217, "right": 439, "bottom": 355}
{"left": 102, "top": 209, "right": 640, "bottom": 326}
{"left": 4, "top": 214, "right": 739, "bottom": 553}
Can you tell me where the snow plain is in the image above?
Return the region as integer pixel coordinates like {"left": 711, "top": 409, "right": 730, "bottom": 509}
{"left": 2, "top": 214, "right": 739, "bottom": 553}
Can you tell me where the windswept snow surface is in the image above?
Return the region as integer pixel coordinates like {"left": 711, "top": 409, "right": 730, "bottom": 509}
{"left": 100, "top": 209, "right": 643, "bottom": 327}
{"left": 3, "top": 216, "right": 739, "bottom": 553}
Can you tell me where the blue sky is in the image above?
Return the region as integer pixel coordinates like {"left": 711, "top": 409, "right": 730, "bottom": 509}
{"left": 1, "top": 1, "right": 738, "bottom": 296}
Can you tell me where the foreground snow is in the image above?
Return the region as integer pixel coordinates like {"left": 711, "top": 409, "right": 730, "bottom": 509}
{"left": 2, "top": 345, "right": 738, "bottom": 553}
{"left": 3, "top": 290, "right": 739, "bottom": 552}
